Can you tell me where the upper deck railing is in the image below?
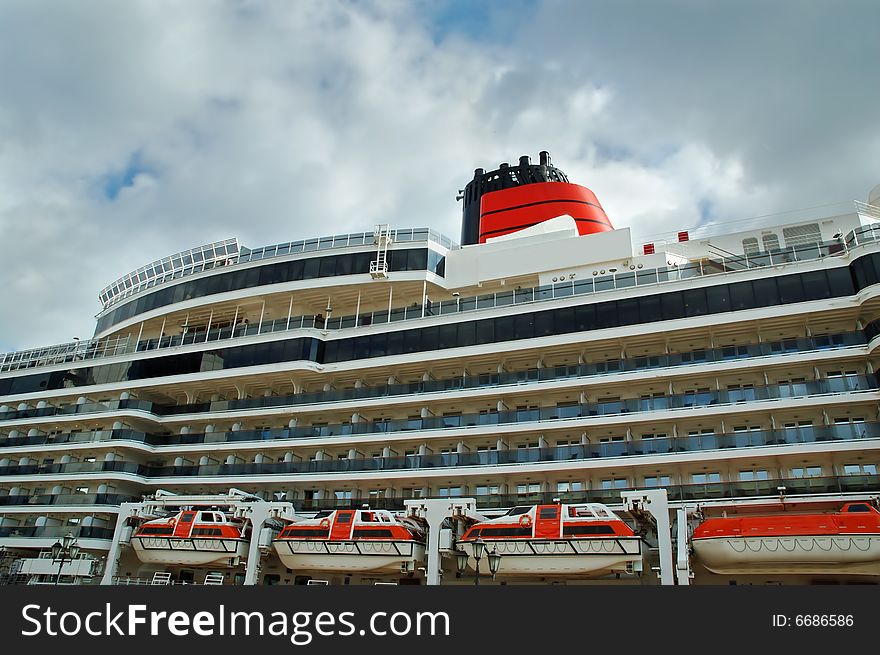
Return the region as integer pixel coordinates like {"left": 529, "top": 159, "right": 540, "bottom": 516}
{"left": 98, "top": 228, "right": 456, "bottom": 310}
{"left": 2, "top": 214, "right": 879, "bottom": 376}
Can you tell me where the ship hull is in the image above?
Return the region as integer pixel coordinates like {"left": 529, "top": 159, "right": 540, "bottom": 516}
{"left": 131, "top": 537, "right": 249, "bottom": 566}
{"left": 274, "top": 540, "right": 425, "bottom": 573}
{"left": 693, "top": 535, "right": 880, "bottom": 575}
{"left": 460, "top": 537, "right": 643, "bottom": 577}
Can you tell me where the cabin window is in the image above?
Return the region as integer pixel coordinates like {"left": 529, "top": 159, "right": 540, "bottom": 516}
{"left": 140, "top": 526, "right": 174, "bottom": 535}
{"left": 438, "top": 487, "right": 463, "bottom": 497}
{"left": 336, "top": 512, "right": 353, "bottom": 523}
{"left": 192, "top": 527, "right": 222, "bottom": 536}
{"left": 691, "top": 472, "right": 721, "bottom": 484}
{"left": 643, "top": 475, "right": 671, "bottom": 487}
{"left": 738, "top": 470, "right": 769, "bottom": 482}
{"left": 200, "top": 512, "right": 215, "bottom": 522}
{"left": 539, "top": 507, "right": 558, "bottom": 520}
{"left": 784, "top": 421, "right": 812, "bottom": 429}
{"left": 846, "top": 504, "right": 872, "bottom": 513}
{"left": 790, "top": 466, "right": 822, "bottom": 478}
{"left": 353, "top": 528, "right": 394, "bottom": 538}
{"left": 180, "top": 513, "right": 194, "bottom": 523}
{"left": 600, "top": 478, "right": 628, "bottom": 490}
{"left": 843, "top": 463, "right": 877, "bottom": 475}
{"left": 507, "top": 506, "right": 531, "bottom": 516}
{"left": 284, "top": 528, "right": 330, "bottom": 538}
{"left": 479, "top": 527, "right": 531, "bottom": 537}
{"left": 563, "top": 525, "right": 615, "bottom": 536}
{"left": 556, "top": 481, "right": 583, "bottom": 493}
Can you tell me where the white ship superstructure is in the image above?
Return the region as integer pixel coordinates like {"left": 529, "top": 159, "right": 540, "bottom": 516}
{"left": 1, "top": 153, "right": 879, "bottom": 586}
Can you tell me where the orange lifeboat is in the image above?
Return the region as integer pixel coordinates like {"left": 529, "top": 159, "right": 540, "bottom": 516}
{"left": 457, "top": 503, "right": 642, "bottom": 577}
{"left": 131, "top": 509, "right": 249, "bottom": 566}
{"left": 692, "top": 502, "right": 880, "bottom": 575}
{"left": 273, "top": 508, "right": 426, "bottom": 573}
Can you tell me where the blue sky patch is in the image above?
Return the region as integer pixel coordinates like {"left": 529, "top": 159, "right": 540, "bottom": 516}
{"left": 102, "top": 151, "right": 154, "bottom": 200}
{"left": 426, "top": 0, "right": 536, "bottom": 43}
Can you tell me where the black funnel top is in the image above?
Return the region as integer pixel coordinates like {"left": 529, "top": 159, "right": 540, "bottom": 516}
{"left": 459, "top": 151, "right": 569, "bottom": 246}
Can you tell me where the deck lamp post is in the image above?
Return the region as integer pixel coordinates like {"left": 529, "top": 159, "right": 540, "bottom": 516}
{"left": 487, "top": 547, "right": 502, "bottom": 580}
{"left": 455, "top": 539, "right": 492, "bottom": 587}
{"left": 51, "top": 533, "right": 80, "bottom": 585}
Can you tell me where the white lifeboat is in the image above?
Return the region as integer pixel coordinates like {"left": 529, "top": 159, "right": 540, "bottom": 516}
{"left": 692, "top": 501, "right": 880, "bottom": 576}
{"left": 273, "top": 508, "right": 426, "bottom": 573}
{"left": 457, "top": 502, "right": 642, "bottom": 577}
{"left": 131, "top": 509, "right": 249, "bottom": 567}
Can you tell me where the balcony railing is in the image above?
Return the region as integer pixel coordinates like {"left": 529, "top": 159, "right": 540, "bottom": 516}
{"left": 0, "top": 493, "right": 139, "bottom": 507}
{"left": 6, "top": 477, "right": 870, "bottom": 516}
{"left": 0, "top": 525, "right": 115, "bottom": 540}
{"left": 297, "top": 474, "right": 880, "bottom": 511}
{"left": 0, "top": 331, "right": 867, "bottom": 424}
{"left": 3, "top": 217, "right": 879, "bottom": 376}
{"left": 0, "top": 419, "right": 876, "bottom": 480}
{"left": 296, "top": 474, "right": 880, "bottom": 510}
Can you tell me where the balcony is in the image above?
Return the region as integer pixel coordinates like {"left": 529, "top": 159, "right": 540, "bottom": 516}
{"left": 0, "top": 330, "right": 867, "bottom": 424}
{"left": 0, "top": 420, "right": 876, "bottom": 481}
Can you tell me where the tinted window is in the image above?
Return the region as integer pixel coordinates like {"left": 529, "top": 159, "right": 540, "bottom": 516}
{"left": 617, "top": 298, "right": 639, "bottom": 325}
{"left": 729, "top": 280, "right": 755, "bottom": 310}
{"left": 539, "top": 507, "right": 559, "bottom": 519}
{"left": 596, "top": 301, "right": 618, "bottom": 328}
{"left": 563, "top": 525, "right": 615, "bottom": 536}
{"left": 662, "top": 292, "right": 685, "bottom": 320}
{"left": 639, "top": 295, "right": 662, "bottom": 322}
{"left": 752, "top": 277, "right": 779, "bottom": 306}
{"left": 534, "top": 311, "right": 554, "bottom": 336}
{"left": 457, "top": 321, "right": 476, "bottom": 347}
{"left": 574, "top": 304, "right": 595, "bottom": 331}
{"left": 683, "top": 288, "right": 708, "bottom": 316}
{"left": 777, "top": 274, "right": 805, "bottom": 303}
{"left": 514, "top": 314, "right": 534, "bottom": 339}
{"left": 828, "top": 267, "right": 856, "bottom": 296}
{"left": 706, "top": 285, "right": 730, "bottom": 313}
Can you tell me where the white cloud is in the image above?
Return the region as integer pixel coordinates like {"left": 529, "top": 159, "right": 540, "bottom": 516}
{"left": 0, "top": 0, "right": 876, "bottom": 352}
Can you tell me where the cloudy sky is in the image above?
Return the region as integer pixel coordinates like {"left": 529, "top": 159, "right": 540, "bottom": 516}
{"left": 1, "top": 0, "right": 878, "bottom": 352}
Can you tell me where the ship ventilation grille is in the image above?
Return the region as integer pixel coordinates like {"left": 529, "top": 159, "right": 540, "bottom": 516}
{"left": 783, "top": 223, "right": 822, "bottom": 247}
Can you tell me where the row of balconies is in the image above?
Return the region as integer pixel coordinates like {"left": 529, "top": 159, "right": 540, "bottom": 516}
{"left": 0, "top": 420, "right": 876, "bottom": 481}
{"left": 3, "top": 375, "right": 872, "bottom": 455}
{"left": 0, "top": 329, "right": 866, "bottom": 425}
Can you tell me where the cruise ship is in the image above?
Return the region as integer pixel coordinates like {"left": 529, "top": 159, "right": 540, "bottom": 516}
{"left": 1, "top": 151, "right": 879, "bottom": 587}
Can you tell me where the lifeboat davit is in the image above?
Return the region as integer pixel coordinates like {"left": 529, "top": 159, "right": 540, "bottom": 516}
{"left": 692, "top": 502, "right": 880, "bottom": 575}
{"left": 457, "top": 503, "right": 642, "bottom": 577}
{"left": 131, "top": 509, "right": 249, "bottom": 566}
{"left": 273, "top": 508, "right": 426, "bottom": 573}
